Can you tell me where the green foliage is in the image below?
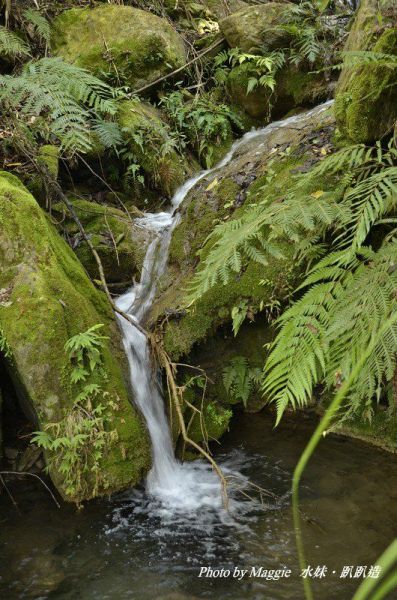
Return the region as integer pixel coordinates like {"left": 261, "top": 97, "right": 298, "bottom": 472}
{"left": 263, "top": 140, "right": 397, "bottom": 424}
{"left": 118, "top": 116, "right": 180, "bottom": 186}
{"left": 161, "top": 91, "right": 243, "bottom": 167}
{"left": 190, "top": 132, "right": 397, "bottom": 426}
{"left": 213, "top": 48, "right": 284, "bottom": 94}
{"left": 22, "top": 9, "right": 51, "bottom": 47}
{"left": 231, "top": 300, "right": 248, "bottom": 336}
{"left": 31, "top": 389, "right": 118, "bottom": 499}
{"left": 213, "top": 0, "right": 334, "bottom": 100}
{"left": 223, "top": 356, "right": 262, "bottom": 407}
{"left": 0, "top": 57, "right": 119, "bottom": 156}
{"left": 32, "top": 324, "right": 117, "bottom": 501}
{"left": 0, "top": 25, "right": 30, "bottom": 59}
{"left": 64, "top": 323, "right": 108, "bottom": 384}
{"left": 205, "top": 402, "right": 232, "bottom": 431}
{"left": 339, "top": 50, "right": 397, "bottom": 70}
{"left": 186, "top": 174, "right": 345, "bottom": 300}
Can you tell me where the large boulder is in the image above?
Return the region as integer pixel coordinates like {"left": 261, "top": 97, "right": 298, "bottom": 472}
{"left": 51, "top": 198, "right": 149, "bottom": 287}
{"left": 148, "top": 103, "right": 336, "bottom": 360}
{"left": 220, "top": 2, "right": 332, "bottom": 120}
{"left": 219, "top": 2, "right": 295, "bottom": 53}
{"left": 0, "top": 172, "right": 150, "bottom": 502}
{"left": 335, "top": 0, "right": 397, "bottom": 143}
{"left": 52, "top": 5, "right": 187, "bottom": 92}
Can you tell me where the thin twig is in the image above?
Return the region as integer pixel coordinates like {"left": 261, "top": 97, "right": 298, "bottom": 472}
{"left": 0, "top": 471, "right": 61, "bottom": 508}
{"left": 0, "top": 473, "right": 19, "bottom": 510}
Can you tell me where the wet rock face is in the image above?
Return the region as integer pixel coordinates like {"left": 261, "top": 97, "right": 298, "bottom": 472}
{"left": 52, "top": 5, "right": 187, "bottom": 92}
{"left": 335, "top": 0, "right": 397, "bottom": 143}
{"left": 0, "top": 172, "right": 150, "bottom": 502}
{"left": 149, "top": 103, "right": 336, "bottom": 361}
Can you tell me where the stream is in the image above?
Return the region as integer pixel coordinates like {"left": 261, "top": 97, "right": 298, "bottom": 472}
{"left": 115, "top": 101, "right": 333, "bottom": 511}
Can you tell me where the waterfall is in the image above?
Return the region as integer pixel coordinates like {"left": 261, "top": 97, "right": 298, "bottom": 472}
{"left": 116, "top": 101, "right": 333, "bottom": 511}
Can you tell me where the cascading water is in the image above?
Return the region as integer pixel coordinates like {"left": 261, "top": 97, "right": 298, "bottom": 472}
{"left": 116, "top": 101, "right": 333, "bottom": 513}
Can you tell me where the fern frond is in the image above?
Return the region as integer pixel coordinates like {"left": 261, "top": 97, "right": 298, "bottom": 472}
{"left": 0, "top": 57, "right": 118, "bottom": 155}
{"left": 341, "top": 50, "right": 397, "bottom": 70}
{"left": 0, "top": 25, "right": 30, "bottom": 59}
{"left": 23, "top": 9, "right": 51, "bottom": 45}
{"left": 187, "top": 187, "right": 344, "bottom": 303}
{"left": 341, "top": 167, "right": 397, "bottom": 250}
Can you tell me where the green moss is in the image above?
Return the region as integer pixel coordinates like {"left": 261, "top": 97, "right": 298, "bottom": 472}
{"left": 0, "top": 172, "right": 150, "bottom": 501}
{"left": 332, "top": 409, "right": 397, "bottom": 454}
{"left": 160, "top": 157, "right": 306, "bottom": 359}
{"left": 51, "top": 198, "right": 148, "bottom": 284}
{"left": 150, "top": 102, "right": 337, "bottom": 360}
{"left": 39, "top": 145, "right": 59, "bottom": 179}
{"left": 335, "top": 28, "right": 397, "bottom": 143}
{"left": 220, "top": 3, "right": 295, "bottom": 53}
{"left": 52, "top": 5, "right": 186, "bottom": 91}
{"left": 335, "top": 0, "right": 397, "bottom": 144}
{"left": 118, "top": 99, "right": 193, "bottom": 197}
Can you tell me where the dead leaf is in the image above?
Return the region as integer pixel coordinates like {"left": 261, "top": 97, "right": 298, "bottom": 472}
{"left": 206, "top": 178, "right": 219, "bottom": 192}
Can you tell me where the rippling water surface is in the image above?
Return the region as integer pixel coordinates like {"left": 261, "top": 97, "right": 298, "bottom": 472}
{"left": 1, "top": 413, "right": 397, "bottom": 600}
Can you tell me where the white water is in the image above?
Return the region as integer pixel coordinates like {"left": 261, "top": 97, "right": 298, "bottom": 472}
{"left": 116, "top": 101, "right": 333, "bottom": 513}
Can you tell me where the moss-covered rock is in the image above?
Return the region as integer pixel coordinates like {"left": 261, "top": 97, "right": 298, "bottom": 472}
{"left": 188, "top": 399, "right": 233, "bottom": 443}
{"left": 335, "top": 0, "right": 397, "bottom": 143}
{"left": 219, "top": 2, "right": 295, "bottom": 53}
{"left": 118, "top": 99, "right": 194, "bottom": 197}
{"left": 0, "top": 172, "right": 150, "bottom": 501}
{"left": 52, "top": 5, "right": 186, "bottom": 91}
{"left": 51, "top": 198, "right": 148, "bottom": 286}
{"left": 149, "top": 103, "right": 335, "bottom": 360}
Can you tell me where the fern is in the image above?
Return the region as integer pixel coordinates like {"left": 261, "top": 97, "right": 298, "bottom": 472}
{"left": 340, "top": 50, "right": 397, "bottom": 70}
{"left": 23, "top": 9, "right": 51, "bottom": 46}
{"left": 187, "top": 181, "right": 346, "bottom": 302}
{"left": 223, "top": 356, "right": 262, "bottom": 407}
{"left": 0, "top": 25, "right": 30, "bottom": 59}
{"left": 264, "top": 243, "right": 397, "bottom": 423}
{"left": 342, "top": 167, "right": 397, "bottom": 251}
{"left": 92, "top": 118, "right": 123, "bottom": 150}
{"left": 262, "top": 139, "right": 397, "bottom": 423}
{"left": 190, "top": 131, "right": 397, "bottom": 425}
{"left": 0, "top": 57, "right": 119, "bottom": 155}
{"left": 64, "top": 324, "right": 108, "bottom": 384}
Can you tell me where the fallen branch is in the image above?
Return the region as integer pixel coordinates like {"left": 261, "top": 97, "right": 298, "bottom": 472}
{"left": 156, "top": 344, "right": 229, "bottom": 510}
{"left": 130, "top": 37, "right": 225, "bottom": 97}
